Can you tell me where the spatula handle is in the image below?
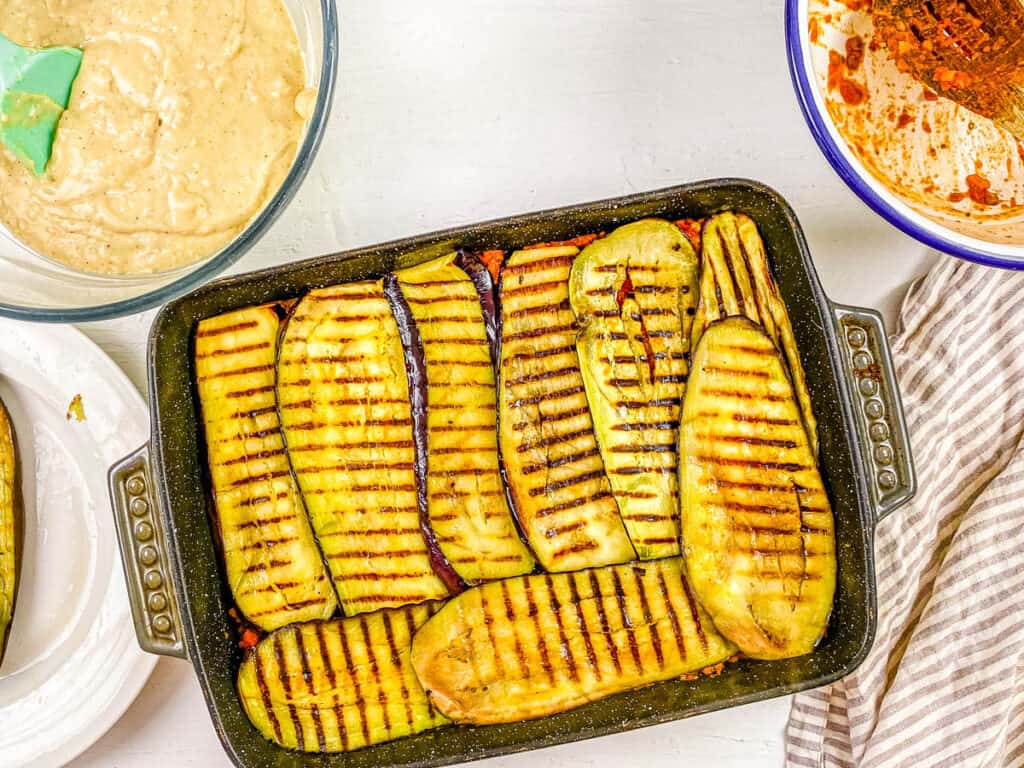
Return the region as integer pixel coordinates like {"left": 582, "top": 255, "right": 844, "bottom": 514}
{"left": 0, "top": 33, "right": 27, "bottom": 86}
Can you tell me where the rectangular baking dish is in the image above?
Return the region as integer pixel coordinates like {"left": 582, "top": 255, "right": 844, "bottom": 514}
{"left": 108, "top": 179, "right": 916, "bottom": 768}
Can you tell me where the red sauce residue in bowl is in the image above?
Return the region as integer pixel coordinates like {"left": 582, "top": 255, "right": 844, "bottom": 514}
{"left": 828, "top": 47, "right": 869, "bottom": 106}
{"left": 845, "top": 35, "right": 865, "bottom": 71}
{"left": 828, "top": 50, "right": 844, "bottom": 91}
{"left": 948, "top": 173, "right": 1001, "bottom": 206}
{"left": 967, "top": 173, "right": 1000, "bottom": 206}
{"left": 840, "top": 79, "right": 868, "bottom": 105}
{"left": 809, "top": 16, "right": 822, "bottom": 44}
{"left": 810, "top": 0, "right": 1024, "bottom": 243}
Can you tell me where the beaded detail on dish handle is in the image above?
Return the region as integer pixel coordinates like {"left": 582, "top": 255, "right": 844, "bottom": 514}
{"left": 108, "top": 443, "right": 186, "bottom": 659}
{"left": 833, "top": 304, "right": 917, "bottom": 523}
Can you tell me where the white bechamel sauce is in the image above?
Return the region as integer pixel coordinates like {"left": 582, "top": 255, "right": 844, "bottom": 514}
{"left": 0, "top": 0, "right": 310, "bottom": 275}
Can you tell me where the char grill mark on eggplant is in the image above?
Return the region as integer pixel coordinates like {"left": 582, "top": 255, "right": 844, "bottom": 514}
{"left": 195, "top": 307, "right": 338, "bottom": 631}
{"left": 238, "top": 602, "right": 449, "bottom": 752}
{"left": 0, "top": 402, "right": 16, "bottom": 667}
{"left": 497, "top": 245, "right": 636, "bottom": 572}
{"left": 410, "top": 558, "right": 736, "bottom": 725}
{"left": 680, "top": 317, "right": 836, "bottom": 660}
{"left": 569, "top": 220, "right": 700, "bottom": 560}
{"left": 393, "top": 255, "right": 535, "bottom": 583}
{"left": 690, "top": 212, "right": 818, "bottom": 454}
{"left": 276, "top": 282, "right": 449, "bottom": 615}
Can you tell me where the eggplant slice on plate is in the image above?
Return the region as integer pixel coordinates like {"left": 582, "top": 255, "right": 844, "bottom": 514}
{"left": 680, "top": 317, "right": 835, "bottom": 660}
{"left": 497, "top": 245, "right": 636, "bottom": 572}
{"left": 277, "top": 282, "right": 450, "bottom": 615}
{"left": 569, "top": 220, "right": 699, "bottom": 560}
{"left": 195, "top": 307, "right": 338, "bottom": 631}
{"left": 690, "top": 212, "right": 818, "bottom": 453}
{"left": 238, "top": 602, "right": 448, "bottom": 753}
{"left": 392, "top": 255, "right": 534, "bottom": 583}
{"left": 411, "top": 557, "right": 736, "bottom": 725}
{"left": 0, "top": 400, "right": 17, "bottom": 666}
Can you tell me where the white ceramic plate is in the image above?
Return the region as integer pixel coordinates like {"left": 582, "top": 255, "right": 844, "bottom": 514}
{"left": 0, "top": 319, "right": 156, "bottom": 768}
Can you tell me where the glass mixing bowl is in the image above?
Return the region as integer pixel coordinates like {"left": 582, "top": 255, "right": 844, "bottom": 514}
{"left": 0, "top": 0, "right": 338, "bottom": 322}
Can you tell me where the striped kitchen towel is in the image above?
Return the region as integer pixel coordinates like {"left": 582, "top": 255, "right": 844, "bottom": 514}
{"left": 785, "top": 258, "right": 1024, "bottom": 768}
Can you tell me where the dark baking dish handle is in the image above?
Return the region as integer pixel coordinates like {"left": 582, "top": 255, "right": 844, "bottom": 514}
{"left": 108, "top": 443, "right": 188, "bottom": 660}
{"left": 832, "top": 303, "right": 916, "bottom": 523}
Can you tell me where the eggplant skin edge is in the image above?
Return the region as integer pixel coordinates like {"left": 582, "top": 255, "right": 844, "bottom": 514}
{"left": 453, "top": 250, "right": 500, "bottom": 367}
{"left": 0, "top": 400, "right": 18, "bottom": 668}
{"left": 392, "top": 255, "right": 536, "bottom": 583}
{"left": 382, "top": 272, "right": 468, "bottom": 594}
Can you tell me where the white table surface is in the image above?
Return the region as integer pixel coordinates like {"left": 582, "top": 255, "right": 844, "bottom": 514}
{"left": 67, "top": 1, "right": 939, "bottom": 765}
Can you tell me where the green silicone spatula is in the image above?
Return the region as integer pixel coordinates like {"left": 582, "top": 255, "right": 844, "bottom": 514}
{"left": 0, "top": 33, "right": 82, "bottom": 175}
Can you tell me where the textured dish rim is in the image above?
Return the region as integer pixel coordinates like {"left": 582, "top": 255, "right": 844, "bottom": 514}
{"left": 0, "top": 0, "right": 340, "bottom": 323}
{"left": 785, "top": 0, "right": 1024, "bottom": 270}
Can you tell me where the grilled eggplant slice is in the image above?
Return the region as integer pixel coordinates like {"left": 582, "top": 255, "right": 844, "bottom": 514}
{"left": 411, "top": 558, "right": 736, "bottom": 724}
{"left": 569, "top": 220, "right": 699, "bottom": 560}
{"left": 277, "top": 282, "right": 449, "bottom": 615}
{"left": 453, "top": 251, "right": 501, "bottom": 361}
{"left": 195, "top": 308, "right": 337, "bottom": 631}
{"left": 497, "top": 245, "right": 636, "bottom": 572}
{"left": 394, "top": 256, "right": 534, "bottom": 583}
{"left": 690, "top": 212, "right": 818, "bottom": 453}
{"left": 383, "top": 276, "right": 467, "bottom": 595}
{"left": 238, "top": 602, "right": 448, "bottom": 752}
{"left": 680, "top": 317, "right": 836, "bottom": 660}
{"left": 0, "top": 401, "right": 17, "bottom": 665}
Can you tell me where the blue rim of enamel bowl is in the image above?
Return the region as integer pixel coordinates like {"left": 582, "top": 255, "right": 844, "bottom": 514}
{"left": 785, "top": 0, "right": 1024, "bottom": 270}
{"left": 0, "top": 0, "right": 340, "bottom": 322}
